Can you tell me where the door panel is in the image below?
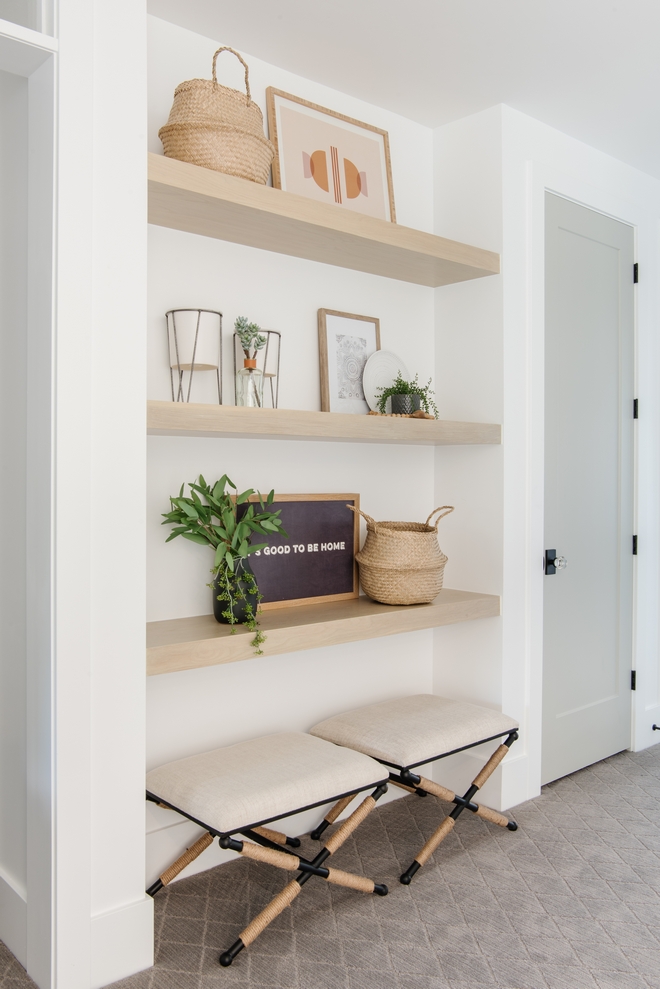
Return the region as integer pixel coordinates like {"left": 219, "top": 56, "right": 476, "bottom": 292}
{"left": 542, "top": 193, "right": 634, "bottom": 785}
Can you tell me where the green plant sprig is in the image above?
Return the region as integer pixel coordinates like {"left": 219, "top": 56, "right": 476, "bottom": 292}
{"left": 162, "top": 474, "right": 288, "bottom": 572}
{"left": 163, "top": 474, "right": 288, "bottom": 656}
{"left": 375, "top": 372, "right": 439, "bottom": 418}
{"left": 235, "top": 315, "right": 267, "bottom": 360}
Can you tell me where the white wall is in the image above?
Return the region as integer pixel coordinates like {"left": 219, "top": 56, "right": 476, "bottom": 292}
{"left": 86, "top": 1, "right": 151, "bottom": 983}
{"left": 15, "top": 1, "right": 151, "bottom": 986}
{"left": 431, "top": 108, "right": 505, "bottom": 806}
{"left": 147, "top": 16, "right": 434, "bottom": 233}
{"left": 432, "top": 104, "right": 660, "bottom": 811}
{"left": 501, "top": 104, "right": 660, "bottom": 778}
{"left": 145, "top": 15, "right": 440, "bottom": 885}
{"left": 0, "top": 2, "right": 41, "bottom": 31}
{"left": 0, "top": 66, "right": 28, "bottom": 967}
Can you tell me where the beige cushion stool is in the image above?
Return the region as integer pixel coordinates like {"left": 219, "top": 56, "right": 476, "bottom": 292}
{"left": 146, "top": 731, "right": 389, "bottom": 967}
{"left": 310, "top": 694, "right": 519, "bottom": 884}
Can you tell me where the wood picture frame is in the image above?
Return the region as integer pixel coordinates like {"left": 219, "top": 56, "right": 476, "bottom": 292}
{"left": 244, "top": 493, "right": 360, "bottom": 610}
{"left": 266, "top": 87, "right": 396, "bottom": 223}
{"left": 318, "top": 309, "right": 381, "bottom": 414}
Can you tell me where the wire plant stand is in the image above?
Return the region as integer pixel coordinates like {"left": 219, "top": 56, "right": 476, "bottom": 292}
{"left": 166, "top": 309, "right": 223, "bottom": 403}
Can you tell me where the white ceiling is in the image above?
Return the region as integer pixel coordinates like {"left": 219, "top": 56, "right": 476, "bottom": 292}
{"left": 148, "top": 0, "right": 660, "bottom": 179}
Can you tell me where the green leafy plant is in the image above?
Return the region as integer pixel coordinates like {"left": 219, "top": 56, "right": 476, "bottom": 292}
{"left": 235, "top": 315, "right": 267, "bottom": 360}
{"left": 162, "top": 474, "right": 288, "bottom": 654}
{"left": 376, "top": 372, "right": 439, "bottom": 418}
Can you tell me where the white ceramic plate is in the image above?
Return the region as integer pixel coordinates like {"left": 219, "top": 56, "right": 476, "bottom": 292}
{"left": 362, "top": 350, "right": 410, "bottom": 412}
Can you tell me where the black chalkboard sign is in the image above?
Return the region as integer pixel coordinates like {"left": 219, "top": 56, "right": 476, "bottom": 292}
{"left": 243, "top": 494, "right": 359, "bottom": 608}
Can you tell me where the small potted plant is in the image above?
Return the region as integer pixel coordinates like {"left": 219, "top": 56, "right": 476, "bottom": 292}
{"left": 162, "top": 474, "right": 288, "bottom": 654}
{"left": 235, "top": 315, "right": 267, "bottom": 407}
{"left": 376, "top": 372, "right": 439, "bottom": 417}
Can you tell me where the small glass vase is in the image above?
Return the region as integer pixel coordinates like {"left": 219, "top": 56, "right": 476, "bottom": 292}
{"left": 235, "top": 359, "right": 264, "bottom": 407}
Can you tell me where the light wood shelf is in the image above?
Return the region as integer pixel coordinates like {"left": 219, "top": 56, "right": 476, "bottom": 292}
{"left": 148, "top": 153, "right": 500, "bottom": 288}
{"left": 147, "top": 401, "right": 501, "bottom": 446}
{"left": 147, "top": 589, "right": 500, "bottom": 676}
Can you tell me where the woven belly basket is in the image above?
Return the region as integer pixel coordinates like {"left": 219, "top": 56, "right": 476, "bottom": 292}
{"left": 349, "top": 506, "right": 454, "bottom": 606}
{"left": 159, "top": 46, "right": 274, "bottom": 184}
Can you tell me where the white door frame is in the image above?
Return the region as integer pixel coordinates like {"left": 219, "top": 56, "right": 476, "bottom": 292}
{"left": 520, "top": 162, "right": 660, "bottom": 794}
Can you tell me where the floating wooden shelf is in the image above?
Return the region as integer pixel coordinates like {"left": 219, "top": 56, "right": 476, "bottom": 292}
{"left": 147, "top": 401, "right": 501, "bottom": 446}
{"left": 148, "top": 153, "right": 500, "bottom": 288}
{"left": 147, "top": 589, "right": 500, "bottom": 676}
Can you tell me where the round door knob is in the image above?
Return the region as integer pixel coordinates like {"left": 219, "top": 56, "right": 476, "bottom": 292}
{"left": 554, "top": 556, "right": 567, "bottom": 570}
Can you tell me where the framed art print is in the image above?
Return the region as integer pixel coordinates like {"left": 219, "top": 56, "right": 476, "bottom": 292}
{"left": 318, "top": 309, "right": 381, "bottom": 414}
{"left": 266, "top": 87, "right": 396, "bottom": 222}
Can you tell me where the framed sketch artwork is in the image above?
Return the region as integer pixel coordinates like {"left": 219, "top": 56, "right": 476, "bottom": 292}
{"left": 266, "top": 88, "right": 396, "bottom": 222}
{"left": 318, "top": 309, "right": 381, "bottom": 414}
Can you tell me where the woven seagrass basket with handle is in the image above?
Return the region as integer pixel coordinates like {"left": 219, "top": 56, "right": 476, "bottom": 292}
{"left": 349, "top": 505, "right": 454, "bottom": 606}
{"left": 158, "top": 46, "right": 275, "bottom": 184}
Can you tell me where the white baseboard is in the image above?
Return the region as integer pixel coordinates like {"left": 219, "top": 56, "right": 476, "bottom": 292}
{"left": 91, "top": 896, "right": 153, "bottom": 989}
{"left": 0, "top": 868, "right": 27, "bottom": 969}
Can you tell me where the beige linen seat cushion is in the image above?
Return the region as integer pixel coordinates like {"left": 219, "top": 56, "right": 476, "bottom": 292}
{"left": 146, "top": 731, "right": 388, "bottom": 835}
{"left": 310, "top": 694, "right": 519, "bottom": 770}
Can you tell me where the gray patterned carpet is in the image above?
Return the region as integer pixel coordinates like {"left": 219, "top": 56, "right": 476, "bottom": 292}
{"left": 4, "top": 745, "right": 660, "bottom": 988}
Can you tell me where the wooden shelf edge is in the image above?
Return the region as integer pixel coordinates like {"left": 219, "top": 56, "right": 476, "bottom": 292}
{"left": 147, "top": 401, "right": 501, "bottom": 446}
{"left": 146, "top": 588, "right": 501, "bottom": 676}
{"left": 148, "top": 153, "right": 500, "bottom": 288}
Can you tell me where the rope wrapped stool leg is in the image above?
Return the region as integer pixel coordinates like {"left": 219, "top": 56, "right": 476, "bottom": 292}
{"left": 413, "top": 775, "right": 513, "bottom": 828}
{"left": 220, "top": 880, "right": 302, "bottom": 966}
{"left": 310, "top": 793, "right": 355, "bottom": 840}
{"left": 218, "top": 783, "right": 389, "bottom": 966}
{"left": 415, "top": 816, "right": 456, "bottom": 866}
{"left": 222, "top": 837, "right": 387, "bottom": 894}
{"left": 400, "top": 730, "right": 519, "bottom": 885}
{"left": 146, "top": 831, "right": 214, "bottom": 897}
{"left": 390, "top": 778, "right": 427, "bottom": 797}
{"left": 252, "top": 824, "right": 300, "bottom": 848}
{"left": 323, "top": 793, "right": 377, "bottom": 854}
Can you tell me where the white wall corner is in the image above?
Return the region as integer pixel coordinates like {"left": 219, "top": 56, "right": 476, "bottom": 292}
{"left": 90, "top": 897, "right": 153, "bottom": 989}
{"left": 0, "top": 869, "right": 27, "bottom": 969}
{"left": 432, "top": 105, "right": 508, "bottom": 810}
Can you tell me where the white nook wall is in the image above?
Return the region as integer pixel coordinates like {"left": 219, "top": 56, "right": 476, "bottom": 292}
{"left": 145, "top": 16, "right": 438, "bottom": 884}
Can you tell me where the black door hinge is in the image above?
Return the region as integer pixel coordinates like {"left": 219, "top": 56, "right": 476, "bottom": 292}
{"left": 634, "top": 263, "right": 639, "bottom": 283}
{"left": 634, "top": 399, "right": 639, "bottom": 419}
{"left": 633, "top": 535, "right": 638, "bottom": 555}
{"left": 631, "top": 670, "right": 637, "bottom": 690}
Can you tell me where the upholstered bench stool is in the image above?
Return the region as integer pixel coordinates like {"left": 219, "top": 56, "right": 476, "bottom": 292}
{"left": 146, "top": 731, "right": 389, "bottom": 966}
{"left": 310, "top": 694, "right": 519, "bottom": 884}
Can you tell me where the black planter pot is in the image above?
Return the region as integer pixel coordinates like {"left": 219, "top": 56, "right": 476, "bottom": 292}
{"left": 212, "top": 558, "right": 260, "bottom": 624}
{"left": 390, "top": 393, "right": 421, "bottom": 415}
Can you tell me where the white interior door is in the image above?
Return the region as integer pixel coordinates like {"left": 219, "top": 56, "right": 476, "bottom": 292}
{"left": 542, "top": 192, "right": 634, "bottom": 785}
